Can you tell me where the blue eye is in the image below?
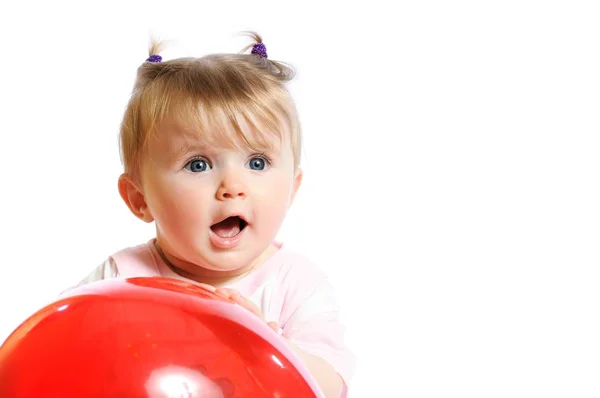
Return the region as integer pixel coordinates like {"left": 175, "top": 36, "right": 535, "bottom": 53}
{"left": 186, "top": 158, "right": 211, "bottom": 173}
{"left": 248, "top": 157, "right": 268, "bottom": 171}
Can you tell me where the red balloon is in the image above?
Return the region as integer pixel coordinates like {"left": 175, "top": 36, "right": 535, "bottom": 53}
{"left": 0, "top": 277, "right": 323, "bottom": 397}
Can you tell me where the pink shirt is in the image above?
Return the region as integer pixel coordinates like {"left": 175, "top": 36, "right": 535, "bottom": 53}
{"left": 69, "top": 239, "right": 355, "bottom": 395}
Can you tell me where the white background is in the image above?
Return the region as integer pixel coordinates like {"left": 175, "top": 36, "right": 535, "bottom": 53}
{"left": 1, "top": 1, "right": 599, "bottom": 397}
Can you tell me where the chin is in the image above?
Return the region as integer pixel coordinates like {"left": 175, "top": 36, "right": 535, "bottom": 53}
{"left": 202, "top": 251, "right": 255, "bottom": 272}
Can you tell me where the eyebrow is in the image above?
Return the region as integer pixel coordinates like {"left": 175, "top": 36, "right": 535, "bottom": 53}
{"left": 174, "top": 141, "right": 212, "bottom": 160}
{"left": 174, "top": 139, "right": 280, "bottom": 161}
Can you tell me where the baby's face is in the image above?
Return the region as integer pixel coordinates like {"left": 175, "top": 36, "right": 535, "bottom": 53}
{"left": 138, "top": 118, "right": 301, "bottom": 273}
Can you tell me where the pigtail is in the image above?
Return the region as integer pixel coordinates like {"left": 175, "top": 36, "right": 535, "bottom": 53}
{"left": 237, "top": 31, "right": 296, "bottom": 82}
{"left": 133, "top": 37, "right": 172, "bottom": 89}
{"left": 148, "top": 38, "right": 167, "bottom": 59}
{"left": 238, "top": 31, "right": 265, "bottom": 55}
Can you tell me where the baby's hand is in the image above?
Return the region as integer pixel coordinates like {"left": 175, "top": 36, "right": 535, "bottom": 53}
{"left": 215, "top": 287, "right": 279, "bottom": 333}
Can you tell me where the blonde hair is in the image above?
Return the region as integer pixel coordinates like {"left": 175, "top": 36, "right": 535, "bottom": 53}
{"left": 119, "top": 32, "right": 301, "bottom": 178}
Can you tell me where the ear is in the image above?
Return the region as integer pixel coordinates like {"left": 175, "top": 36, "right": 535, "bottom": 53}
{"left": 289, "top": 168, "right": 303, "bottom": 206}
{"left": 118, "top": 173, "right": 154, "bottom": 223}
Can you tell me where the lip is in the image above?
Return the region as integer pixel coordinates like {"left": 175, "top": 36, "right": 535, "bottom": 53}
{"left": 213, "top": 213, "right": 249, "bottom": 225}
{"left": 209, "top": 226, "right": 246, "bottom": 249}
{"left": 209, "top": 213, "right": 249, "bottom": 250}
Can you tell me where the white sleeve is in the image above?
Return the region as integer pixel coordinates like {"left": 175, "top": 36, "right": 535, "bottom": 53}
{"left": 59, "top": 257, "right": 119, "bottom": 297}
{"left": 282, "top": 278, "right": 356, "bottom": 392}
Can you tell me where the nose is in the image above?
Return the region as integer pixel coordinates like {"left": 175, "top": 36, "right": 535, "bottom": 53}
{"left": 216, "top": 173, "right": 247, "bottom": 201}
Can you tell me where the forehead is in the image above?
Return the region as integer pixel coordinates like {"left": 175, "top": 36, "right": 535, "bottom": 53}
{"left": 147, "top": 111, "right": 288, "bottom": 160}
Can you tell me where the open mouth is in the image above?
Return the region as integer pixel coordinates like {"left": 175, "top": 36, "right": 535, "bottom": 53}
{"left": 210, "top": 216, "right": 248, "bottom": 238}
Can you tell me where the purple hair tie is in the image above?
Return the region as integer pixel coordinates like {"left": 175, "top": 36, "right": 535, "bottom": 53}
{"left": 146, "top": 54, "right": 162, "bottom": 63}
{"left": 251, "top": 43, "right": 268, "bottom": 58}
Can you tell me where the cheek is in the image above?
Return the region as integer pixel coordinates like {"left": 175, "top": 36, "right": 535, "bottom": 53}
{"left": 253, "top": 174, "right": 294, "bottom": 221}
{"left": 147, "top": 177, "right": 210, "bottom": 223}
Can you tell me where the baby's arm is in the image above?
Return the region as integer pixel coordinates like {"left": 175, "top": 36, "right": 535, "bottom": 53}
{"left": 216, "top": 285, "right": 351, "bottom": 398}
{"left": 280, "top": 278, "right": 354, "bottom": 398}
{"left": 286, "top": 340, "right": 345, "bottom": 398}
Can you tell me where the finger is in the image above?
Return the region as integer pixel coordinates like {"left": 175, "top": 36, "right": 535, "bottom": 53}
{"left": 234, "top": 295, "right": 263, "bottom": 318}
{"left": 215, "top": 287, "right": 237, "bottom": 300}
{"left": 267, "top": 321, "right": 279, "bottom": 333}
{"left": 215, "top": 288, "right": 263, "bottom": 319}
{"left": 196, "top": 283, "right": 216, "bottom": 292}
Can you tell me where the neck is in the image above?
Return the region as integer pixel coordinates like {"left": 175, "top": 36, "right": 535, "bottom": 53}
{"left": 153, "top": 240, "right": 277, "bottom": 287}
